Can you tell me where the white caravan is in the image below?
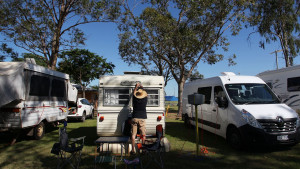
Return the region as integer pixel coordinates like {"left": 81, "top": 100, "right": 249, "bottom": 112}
{"left": 97, "top": 73, "right": 165, "bottom": 137}
{"left": 182, "top": 72, "right": 300, "bottom": 149}
{"left": 0, "top": 61, "right": 77, "bottom": 139}
{"left": 258, "top": 65, "right": 300, "bottom": 112}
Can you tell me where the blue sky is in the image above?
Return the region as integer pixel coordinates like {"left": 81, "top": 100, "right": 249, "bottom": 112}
{"left": 3, "top": 15, "right": 299, "bottom": 97}
{"left": 77, "top": 22, "right": 300, "bottom": 97}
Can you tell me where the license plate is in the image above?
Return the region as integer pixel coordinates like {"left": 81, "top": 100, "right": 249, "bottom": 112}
{"left": 277, "top": 135, "right": 288, "bottom": 141}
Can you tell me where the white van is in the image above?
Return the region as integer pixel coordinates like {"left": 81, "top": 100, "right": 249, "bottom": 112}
{"left": 96, "top": 72, "right": 165, "bottom": 137}
{"left": 258, "top": 65, "right": 300, "bottom": 112}
{"left": 182, "top": 72, "right": 300, "bottom": 149}
{"left": 0, "top": 61, "right": 77, "bottom": 140}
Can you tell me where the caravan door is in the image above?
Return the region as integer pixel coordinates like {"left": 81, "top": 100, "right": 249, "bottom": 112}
{"left": 98, "top": 88, "right": 131, "bottom": 136}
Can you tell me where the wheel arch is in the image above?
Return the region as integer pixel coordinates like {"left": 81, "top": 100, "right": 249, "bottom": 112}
{"left": 226, "top": 123, "right": 239, "bottom": 139}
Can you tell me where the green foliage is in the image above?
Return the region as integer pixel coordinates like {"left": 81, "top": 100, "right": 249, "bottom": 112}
{"left": 90, "top": 85, "right": 99, "bottom": 90}
{"left": 58, "top": 48, "right": 115, "bottom": 88}
{"left": 248, "top": 0, "right": 300, "bottom": 67}
{"left": 119, "top": 0, "right": 247, "bottom": 115}
{"left": 12, "top": 53, "right": 48, "bottom": 67}
{"left": 0, "top": 43, "right": 19, "bottom": 61}
{"left": 188, "top": 70, "right": 204, "bottom": 82}
{"left": 0, "top": 0, "right": 121, "bottom": 69}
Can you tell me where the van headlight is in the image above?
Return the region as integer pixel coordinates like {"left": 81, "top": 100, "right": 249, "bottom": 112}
{"left": 241, "top": 109, "right": 262, "bottom": 129}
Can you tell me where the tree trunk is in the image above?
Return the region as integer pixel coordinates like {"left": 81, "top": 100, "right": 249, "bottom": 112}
{"left": 49, "top": 30, "right": 60, "bottom": 70}
{"left": 177, "top": 80, "right": 185, "bottom": 117}
{"left": 280, "top": 25, "right": 290, "bottom": 67}
{"left": 82, "top": 85, "right": 86, "bottom": 98}
{"left": 49, "top": 52, "right": 58, "bottom": 70}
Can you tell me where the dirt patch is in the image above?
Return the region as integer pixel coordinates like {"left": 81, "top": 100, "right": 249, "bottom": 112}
{"left": 166, "top": 112, "right": 181, "bottom": 120}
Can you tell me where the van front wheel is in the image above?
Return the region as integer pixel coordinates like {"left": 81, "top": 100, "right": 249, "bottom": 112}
{"left": 227, "top": 127, "right": 243, "bottom": 150}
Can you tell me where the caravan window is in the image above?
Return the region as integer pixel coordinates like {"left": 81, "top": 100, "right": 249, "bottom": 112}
{"left": 51, "top": 79, "right": 66, "bottom": 97}
{"left": 29, "top": 75, "right": 50, "bottom": 96}
{"left": 104, "top": 89, "right": 130, "bottom": 106}
{"left": 198, "top": 87, "right": 212, "bottom": 104}
{"left": 145, "top": 89, "right": 159, "bottom": 106}
{"left": 287, "top": 77, "right": 300, "bottom": 92}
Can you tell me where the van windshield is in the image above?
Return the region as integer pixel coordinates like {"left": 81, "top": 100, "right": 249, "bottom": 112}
{"left": 224, "top": 84, "right": 280, "bottom": 105}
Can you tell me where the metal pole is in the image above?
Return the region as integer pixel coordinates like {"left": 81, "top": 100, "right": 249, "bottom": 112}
{"left": 195, "top": 105, "right": 199, "bottom": 156}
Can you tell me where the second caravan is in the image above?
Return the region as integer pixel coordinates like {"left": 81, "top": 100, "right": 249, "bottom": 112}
{"left": 258, "top": 65, "right": 300, "bottom": 112}
{"left": 96, "top": 72, "right": 165, "bottom": 137}
{"left": 0, "top": 61, "right": 77, "bottom": 140}
{"left": 182, "top": 72, "right": 300, "bottom": 149}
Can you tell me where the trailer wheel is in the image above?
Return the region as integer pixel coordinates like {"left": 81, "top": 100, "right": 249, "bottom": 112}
{"left": 90, "top": 109, "right": 94, "bottom": 119}
{"left": 81, "top": 112, "right": 86, "bottom": 122}
{"left": 227, "top": 127, "right": 243, "bottom": 150}
{"left": 34, "top": 122, "right": 45, "bottom": 140}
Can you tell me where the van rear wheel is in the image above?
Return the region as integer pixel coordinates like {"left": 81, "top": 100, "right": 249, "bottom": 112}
{"left": 227, "top": 127, "right": 243, "bottom": 150}
{"left": 184, "top": 115, "right": 191, "bottom": 128}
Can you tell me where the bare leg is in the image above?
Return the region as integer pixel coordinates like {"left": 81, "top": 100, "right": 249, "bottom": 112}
{"left": 142, "top": 135, "right": 146, "bottom": 144}
{"left": 131, "top": 134, "right": 136, "bottom": 153}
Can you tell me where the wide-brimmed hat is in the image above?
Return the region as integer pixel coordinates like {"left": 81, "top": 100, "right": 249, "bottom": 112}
{"left": 134, "top": 89, "right": 148, "bottom": 99}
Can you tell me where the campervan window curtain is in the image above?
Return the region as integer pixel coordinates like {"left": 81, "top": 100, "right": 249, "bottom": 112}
{"left": 104, "top": 89, "right": 129, "bottom": 106}
{"left": 145, "top": 89, "right": 159, "bottom": 106}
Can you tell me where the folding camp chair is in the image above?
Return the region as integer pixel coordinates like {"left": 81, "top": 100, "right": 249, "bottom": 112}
{"left": 51, "top": 126, "right": 86, "bottom": 169}
{"left": 136, "top": 124, "right": 165, "bottom": 169}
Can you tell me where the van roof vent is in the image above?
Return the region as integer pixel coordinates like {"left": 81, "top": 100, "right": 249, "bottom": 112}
{"left": 124, "top": 71, "right": 142, "bottom": 75}
{"left": 221, "top": 72, "right": 236, "bottom": 76}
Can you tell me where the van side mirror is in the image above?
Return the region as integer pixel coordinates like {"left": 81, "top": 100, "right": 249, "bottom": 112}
{"left": 216, "top": 96, "right": 228, "bottom": 108}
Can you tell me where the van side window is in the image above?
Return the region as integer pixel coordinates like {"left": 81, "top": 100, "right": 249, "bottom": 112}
{"left": 287, "top": 77, "right": 300, "bottom": 91}
{"left": 145, "top": 89, "right": 159, "bottom": 106}
{"left": 198, "top": 87, "right": 212, "bottom": 104}
{"left": 214, "top": 86, "right": 225, "bottom": 99}
{"left": 29, "top": 75, "right": 50, "bottom": 96}
{"left": 104, "top": 89, "right": 130, "bottom": 106}
{"left": 51, "top": 79, "right": 65, "bottom": 97}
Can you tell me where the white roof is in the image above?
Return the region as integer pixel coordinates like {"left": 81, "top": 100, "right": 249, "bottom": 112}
{"left": 99, "top": 74, "right": 165, "bottom": 87}
{"left": 186, "top": 73, "right": 265, "bottom": 87}
{"left": 0, "top": 62, "right": 69, "bottom": 79}
{"left": 258, "top": 64, "right": 300, "bottom": 76}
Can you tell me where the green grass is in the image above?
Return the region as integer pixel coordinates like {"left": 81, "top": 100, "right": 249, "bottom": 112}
{"left": 1, "top": 114, "right": 300, "bottom": 169}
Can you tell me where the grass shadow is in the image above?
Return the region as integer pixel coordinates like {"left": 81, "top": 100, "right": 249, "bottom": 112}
{"left": 67, "top": 126, "right": 98, "bottom": 147}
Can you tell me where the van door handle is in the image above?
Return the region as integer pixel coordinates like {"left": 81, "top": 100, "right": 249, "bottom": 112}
{"left": 212, "top": 109, "right": 216, "bottom": 112}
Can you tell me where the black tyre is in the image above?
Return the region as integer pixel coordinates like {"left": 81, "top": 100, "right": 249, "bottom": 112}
{"left": 184, "top": 114, "right": 191, "bottom": 128}
{"left": 34, "top": 122, "right": 45, "bottom": 140}
{"left": 227, "top": 127, "right": 243, "bottom": 150}
{"left": 81, "top": 112, "right": 86, "bottom": 122}
{"left": 90, "top": 109, "right": 94, "bottom": 119}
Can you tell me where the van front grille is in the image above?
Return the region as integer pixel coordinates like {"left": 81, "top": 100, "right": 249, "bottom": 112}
{"left": 257, "top": 118, "right": 297, "bottom": 134}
